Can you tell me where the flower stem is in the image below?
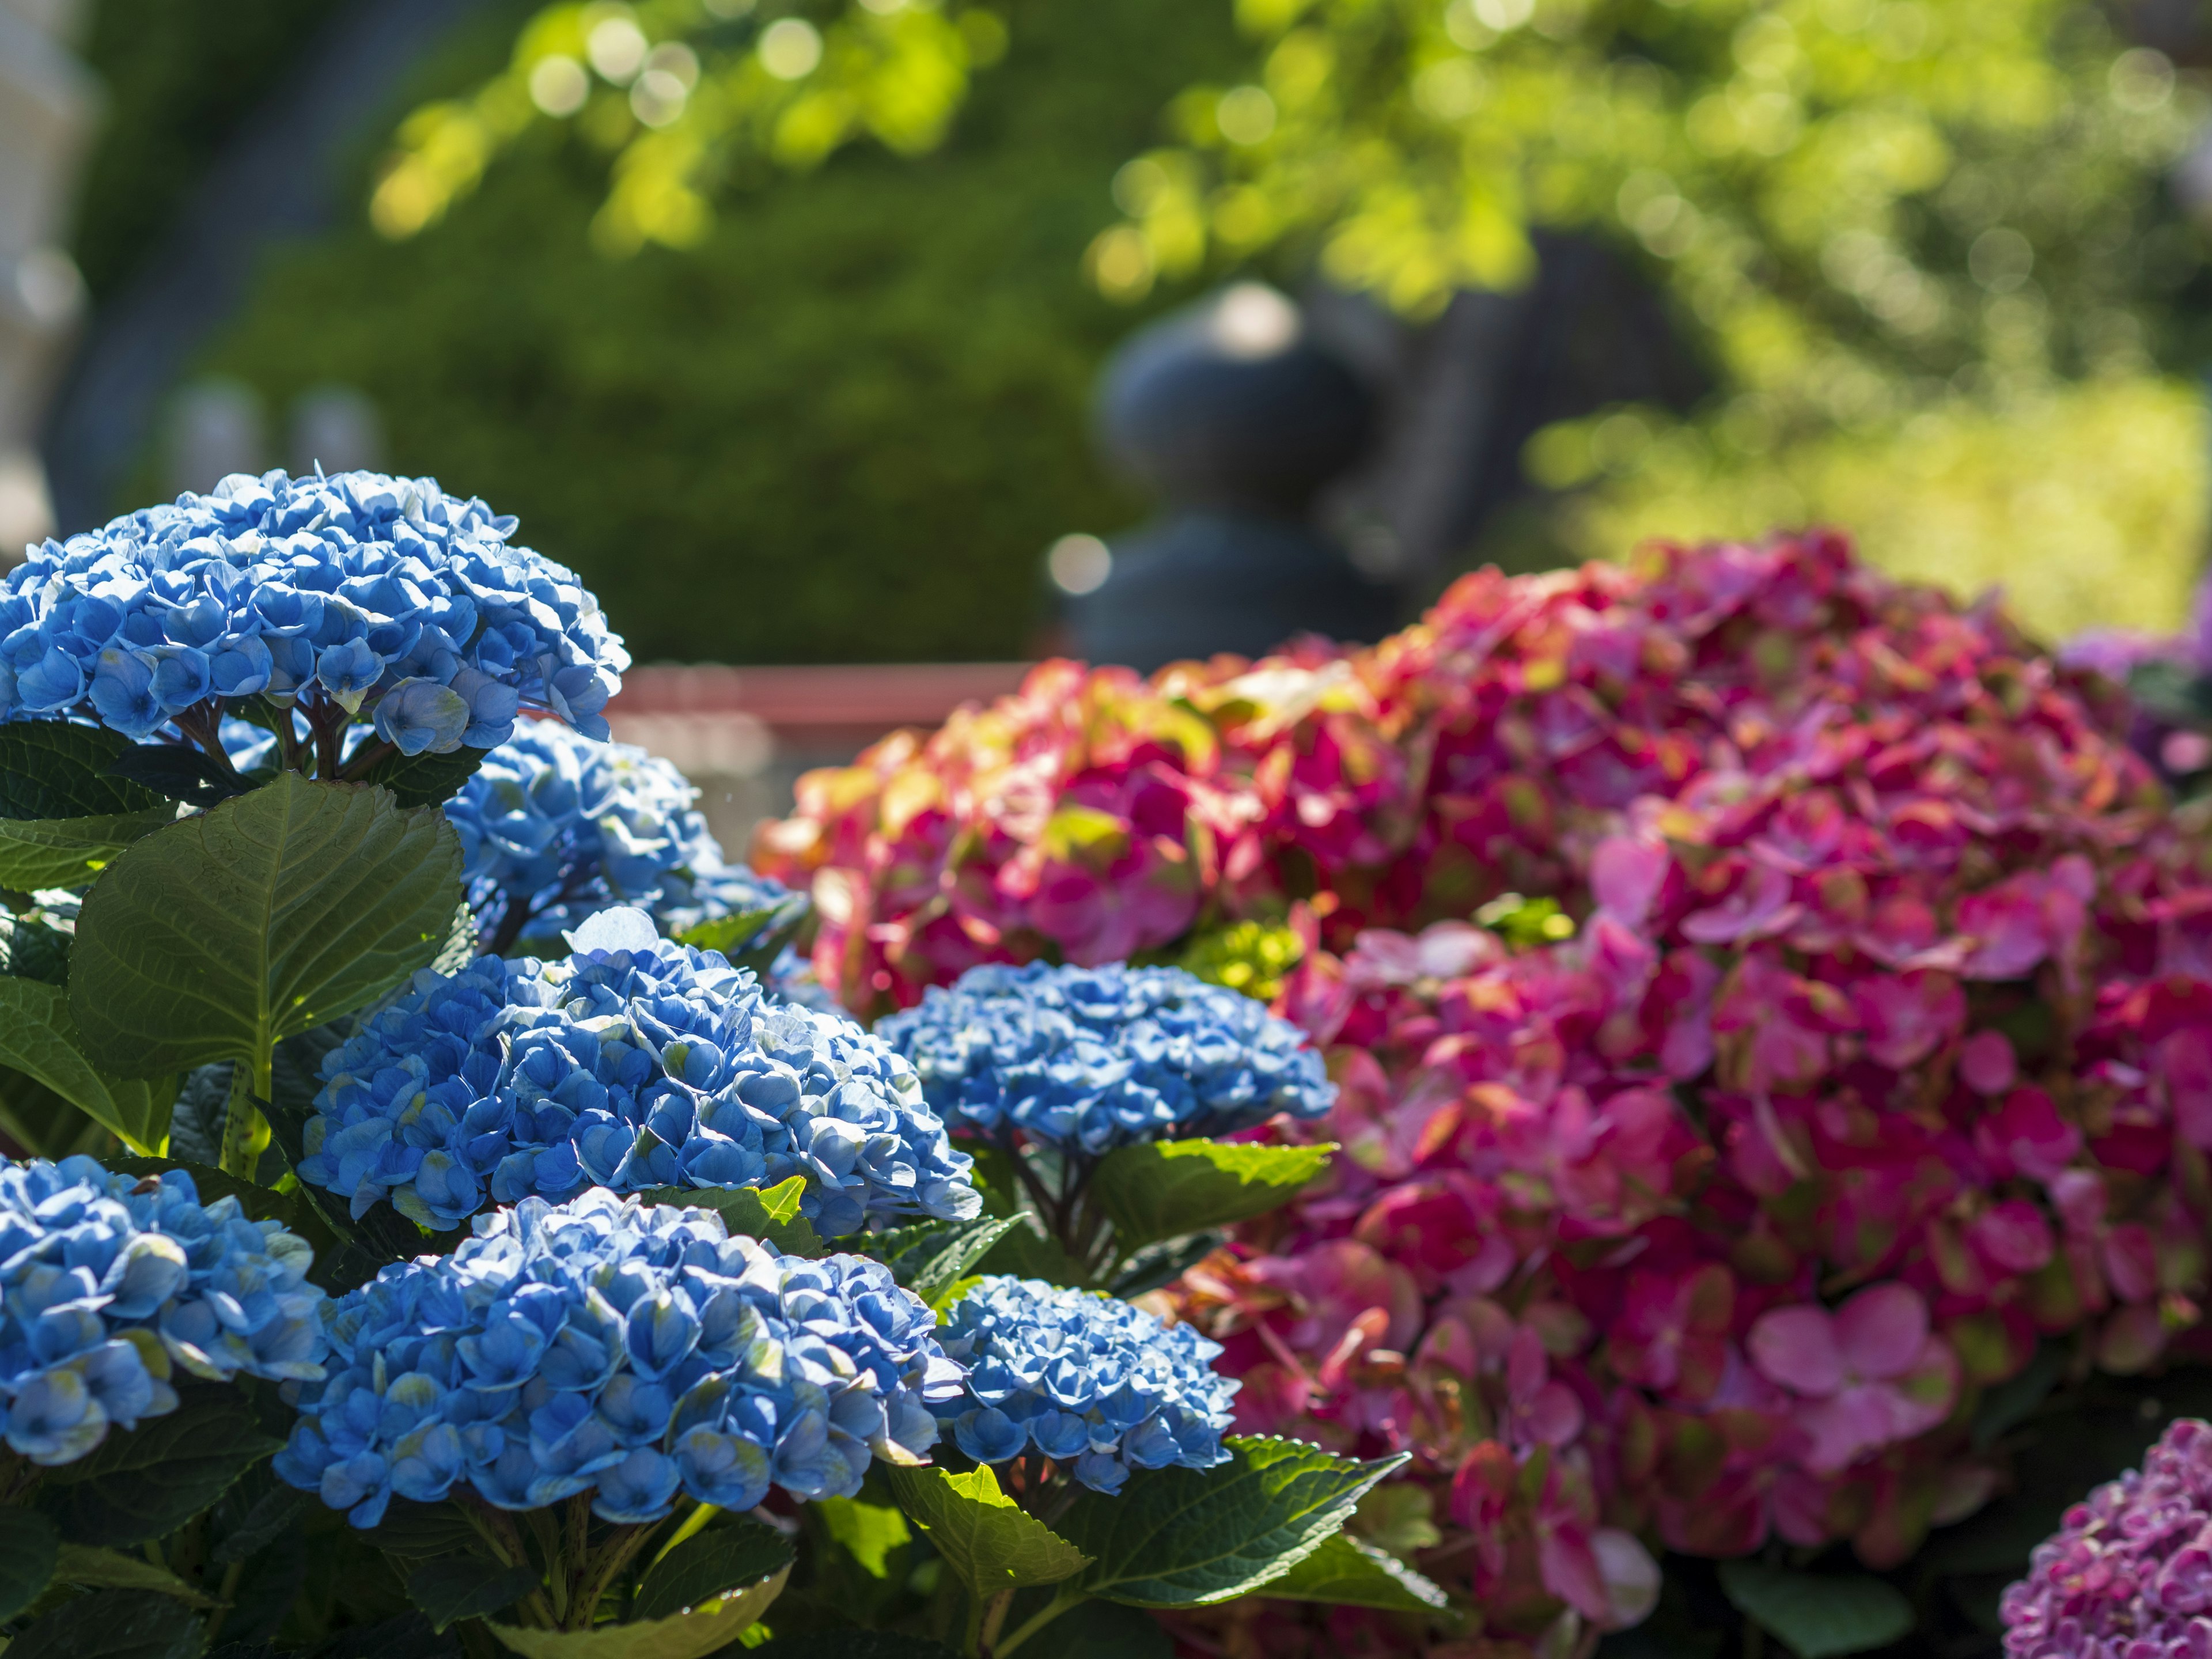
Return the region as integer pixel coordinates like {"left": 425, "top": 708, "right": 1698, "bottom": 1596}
{"left": 991, "top": 1584, "right": 1085, "bottom": 1657}
{"left": 978, "top": 1588, "right": 1014, "bottom": 1654}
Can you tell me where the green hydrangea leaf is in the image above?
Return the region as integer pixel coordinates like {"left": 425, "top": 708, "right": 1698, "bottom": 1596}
{"left": 69, "top": 774, "right": 463, "bottom": 1081}
{"left": 0, "top": 1505, "right": 60, "bottom": 1622}
{"left": 207, "top": 1465, "right": 311, "bottom": 1565}
{"left": 484, "top": 1564, "right": 789, "bottom": 1658}
{"left": 4, "top": 1587, "right": 203, "bottom": 1659}
{"left": 1253, "top": 1532, "right": 1452, "bottom": 1613}
{"left": 902, "top": 1214, "right": 1022, "bottom": 1304}
{"left": 1717, "top": 1562, "right": 1914, "bottom": 1659}
{"left": 405, "top": 1556, "right": 543, "bottom": 1633}
{"left": 0, "top": 722, "right": 167, "bottom": 819}
{"left": 972, "top": 1213, "right": 1088, "bottom": 1289}
{"left": 0, "top": 978, "right": 171, "bottom": 1153}
{"left": 0, "top": 809, "right": 180, "bottom": 894}
{"left": 36, "top": 1389, "right": 285, "bottom": 1547}
{"left": 362, "top": 1498, "right": 503, "bottom": 1562}
{"left": 635, "top": 1175, "right": 822, "bottom": 1255}
{"left": 632, "top": 1520, "right": 796, "bottom": 1623}
{"left": 1091, "top": 1139, "right": 1335, "bottom": 1252}
{"left": 1059, "top": 1436, "right": 1407, "bottom": 1608}
{"left": 356, "top": 743, "right": 489, "bottom": 809}
{"left": 882, "top": 1464, "right": 1090, "bottom": 1597}
{"left": 53, "top": 1543, "right": 221, "bottom": 1607}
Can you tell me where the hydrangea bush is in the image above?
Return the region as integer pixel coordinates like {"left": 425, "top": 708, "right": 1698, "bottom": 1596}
{"left": 764, "top": 531, "right": 2212, "bottom": 1659}
{"left": 0, "top": 472, "right": 1386, "bottom": 1657}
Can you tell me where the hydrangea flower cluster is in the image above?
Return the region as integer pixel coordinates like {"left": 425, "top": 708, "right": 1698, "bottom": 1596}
{"left": 876, "top": 961, "right": 1334, "bottom": 1156}
{"left": 298, "top": 912, "right": 979, "bottom": 1237}
{"left": 0, "top": 469, "right": 627, "bottom": 755}
{"left": 767, "top": 531, "right": 2212, "bottom": 1654}
{"left": 2063, "top": 570, "right": 2212, "bottom": 790}
{"left": 2000, "top": 1418, "right": 2212, "bottom": 1659}
{"left": 274, "top": 1188, "right": 959, "bottom": 1528}
{"left": 446, "top": 718, "right": 807, "bottom": 952}
{"left": 1, "top": 1156, "right": 328, "bottom": 1467}
{"left": 931, "top": 1275, "right": 1236, "bottom": 1494}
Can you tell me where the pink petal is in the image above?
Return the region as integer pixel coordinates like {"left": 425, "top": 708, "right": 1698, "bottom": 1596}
{"left": 1748, "top": 1305, "right": 1844, "bottom": 1396}
{"left": 1592, "top": 834, "right": 1671, "bottom": 928}
{"left": 1959, "top": 1030, "right": 2018, "bottom": 1095}
{"left": 1834, "top": 1282, "right": 1930, "bottom": 1381}
{"left": 1539, "top": 1524, "right": 1612, "bottom": 1622}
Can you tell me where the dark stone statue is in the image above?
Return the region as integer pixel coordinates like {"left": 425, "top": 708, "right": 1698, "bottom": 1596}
{"left": 1063, "top": 283, "right": 1399, "bottom": 672}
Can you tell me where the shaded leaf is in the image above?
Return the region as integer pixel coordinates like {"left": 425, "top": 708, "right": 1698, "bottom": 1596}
{"left": 972, "top": 1213, "right": 1088, "bottom": 1289}
{"left": 484, "top": 1564, "right": 788, "bottom": 1657}
{"left": 0, "top": 1063, "right": 118, "bottom": 1159}
{"left": 903, "top": 1215, "right": 1021, "bottom": 1304}
{"left": 0, "top": 1503, "right": 60, "bottom": 1622}
{"left": 54, "top": 1543, "right": 221, "bottom": 1607}
{"left": 0, "top": 725, "right": 165, "bottom": 823}
{"left": 1109, "top": 1232, "right": 1226, "bottom": 1300}
{"left": 1040, "top": 1599, "right": 1173, "bottom": 1659}
{"left": 405, "top": 1556, "right": 542, "bottom": 1633}
{"left": 1717, "top": 1562, "right": 1914, "bottom": 1659}
{"left": 753, "top": 1637, "right": 957, "bottom": 1658}
{"left": 355, "top": 743, "right": 488, "bottom": 809}
{"left": 632, "top": 1520, "right": 795, "bottom": 1622}
{"left": 313, "top": 1611, "right": 463, "bottom": 1659}
{"left": 0, "top": 809, "right": 181, "bottom": 891}
{"left": 37, "top": 1388, "right": 284, "bottom": 1547}
{"left": 0, "top": 978, "right": 171, "bottom": 1152}
{"left": 882, "top": 1464, "right": 1088, "bottom": 1597}
{"left": 0, "top": 722, "right": 166, "bottom": 818}
{"left": 165, "top": 1063, "right": 232, "bottom": 1165}
{"left": 635, "top": 1176, "right": 821, "bottom": 1256}
{"left": 70, "top": 774, "right": 461, "bottom": 1080}
{"left": 6, "top": 1588, "right": 202, "bottom": 1659}
{"left": 106, "top": 744, "right": 255, "bottom": 806}
{"left": 1973, "top": 1343, "right": 2066, "bottom": 1452}
{"left": 1092, "top": 1139, "right": 1335, "bottom": 1252}
{"left": 1059, "top": 1436, "right": 1405, "bottom": 1608}
{"left": 0, "top": 907, "right": 73, "bottom": 984}
{"left": 209, "top": 1465, "right": 311, "bottom": 1565}
{"left": 214, "top": 1524, "right": 306, "bottom": 1647}
{"left": 1255, "top": 1531, "right": 1452, "bottom": 1613}
{"left": 363, "top": 1498, "right": 501, "bottom": 1562}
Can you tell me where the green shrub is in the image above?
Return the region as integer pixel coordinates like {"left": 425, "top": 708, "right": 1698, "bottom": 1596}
{"left": 181, "top": 0, "right": 1241, "bottom": 664}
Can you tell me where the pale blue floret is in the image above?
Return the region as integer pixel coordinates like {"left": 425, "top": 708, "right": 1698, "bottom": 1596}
{"left": 0, "top": 468, "right": 628, "bottom": 751}
{"left": 442, "top": 718, "right": 808, "bottom": 950}
{"left": 931, "top": 1276, "right": 1237, "bottom": 1494}
{"left": 274, "top": 1188, "right": 962, "bottom": 1527}
{"left": 297, "top": 915, "right": 980, "bottom": 1236}
{"left": 0, "top": 1157, "right": 328, "bottom": 1467}
{"left": 876, "top": 961, "right": 1336, "bottom": 1156}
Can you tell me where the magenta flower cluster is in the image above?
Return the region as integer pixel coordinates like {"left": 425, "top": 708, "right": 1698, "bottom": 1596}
{"left": 2002, "top": 1418, "right": 2212, "bottom": 1659}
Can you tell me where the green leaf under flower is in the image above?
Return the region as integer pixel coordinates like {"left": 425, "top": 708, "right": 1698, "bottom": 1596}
{"left": 1252, "top": 1531, "right": 1453, "bottom": 1613}
{"left": 1717, "top": 1561, "right": 1914, "bottom": 1659}
{"left": 635, "top": 1174, "right": 823, "bottom": 1256}
{"left": 881, "top": 1464, "right": 1089, "bottom": 1598}
{"left": 69, "top": 774, "right": 462, "bottom": 1087}
{"left": 1058, "top": 1436, "right": 1406, "bottom": 1608}
{"left": 1090, "top": 1139, "right": 1334, "bottom": 1253}
{"left": 0, "top": 978, "right": 171, "bottom": 1153}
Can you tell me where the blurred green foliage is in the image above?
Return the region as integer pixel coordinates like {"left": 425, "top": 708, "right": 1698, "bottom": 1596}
{"left": 402, "top": 0, "right": 2212, "bottom": 640}
{"left": 186, "top": 0, "right": 1243, "bottom": 664}
{"left": 71, "top": 0, "right": 340, "bottom": 299}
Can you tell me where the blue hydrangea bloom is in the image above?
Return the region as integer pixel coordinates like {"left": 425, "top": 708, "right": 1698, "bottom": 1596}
{"left": 931, "top": 1276, "right": 1236, "bottom": 1494}
{"left": 298, "top": 913, "right": 980, "bottom": 1236}
{"left": 0, "top": 469, "right": 628, "bottom": 751}
{"left": 274, "top": 1188, "right": 962, "bottom": 1528}
{"left": 875, "top": 962, "right": 1335, "bottom": 1156}
{"left": 0, "top": 1157, "right": 328, "bottom": 1467}
{"left": 445, "top": 718, "right": 806, "bottom": 951}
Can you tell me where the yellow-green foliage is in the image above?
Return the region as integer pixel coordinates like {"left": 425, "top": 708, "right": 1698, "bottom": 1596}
{"left": 1537, "top": 376, "right": 2206, "bottom": 646}
{"left": 1177, "top": 919, "right": 1305, "bottom": 1004}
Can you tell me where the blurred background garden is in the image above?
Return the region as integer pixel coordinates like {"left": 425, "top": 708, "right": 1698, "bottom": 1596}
{"left": 10, "top": 0, "right": 2212, "bottom": 836}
